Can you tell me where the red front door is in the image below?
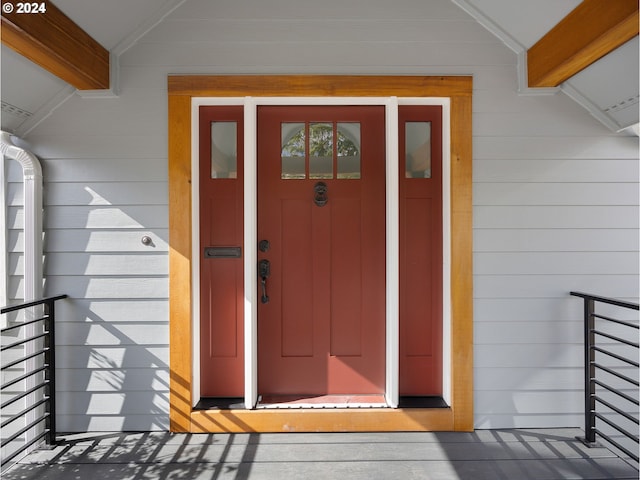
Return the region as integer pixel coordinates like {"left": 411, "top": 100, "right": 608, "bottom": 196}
{"left": 257, "top": 105, "right": 386, "bottom": 396}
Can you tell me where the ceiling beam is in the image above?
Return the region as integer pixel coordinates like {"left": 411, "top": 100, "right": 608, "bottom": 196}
{"left": 527, "top": 0, "right": 639, "bottom": 88}
{"left": 1, "top": 1, "right": 109, "bottom": 90}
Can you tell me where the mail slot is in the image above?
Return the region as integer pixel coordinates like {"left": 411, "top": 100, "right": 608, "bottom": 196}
{"left": 204, "top": 246, "right": 242, "bottom": 258}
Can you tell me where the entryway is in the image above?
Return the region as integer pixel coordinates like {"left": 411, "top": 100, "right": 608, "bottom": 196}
{"left": 168, "top": 75, "right": 474, "bottom": 432}
{"left": 198, "top": 99, "right": 445, "bottom": 409}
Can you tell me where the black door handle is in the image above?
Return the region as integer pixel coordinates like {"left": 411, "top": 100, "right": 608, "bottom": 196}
{"left": 258, "top": 259, "right": 270, "bottom": 304}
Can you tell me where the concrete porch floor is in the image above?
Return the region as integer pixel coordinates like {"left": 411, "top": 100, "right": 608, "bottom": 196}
{"left": 3, "top": 428, "right": 638, "bottom": 480}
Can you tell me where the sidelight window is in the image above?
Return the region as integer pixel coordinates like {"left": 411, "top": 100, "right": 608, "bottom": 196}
{"left": 405, "top": 121, "right": 431, "bottom": 178}
{"left": 210, "top": 122, "right": 237, "bottom": 178}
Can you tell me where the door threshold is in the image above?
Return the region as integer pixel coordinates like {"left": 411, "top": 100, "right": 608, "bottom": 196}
{"left": 256, "top": 394, "right": 388, "bottom": 409}
{"left": 194, "top": 397, "right": 245, "bottom": 410}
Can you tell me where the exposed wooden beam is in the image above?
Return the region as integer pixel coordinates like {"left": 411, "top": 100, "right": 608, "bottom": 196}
{"left": 528, "top": 0, "right": 639, "bottom": 88}
{"left": 1, "top": 0, "right": 109, "bottom": 90}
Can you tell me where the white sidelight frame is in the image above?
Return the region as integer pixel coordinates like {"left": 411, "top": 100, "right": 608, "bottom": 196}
{"left": 191, "top": 97, "right": 451, "bottom": 409}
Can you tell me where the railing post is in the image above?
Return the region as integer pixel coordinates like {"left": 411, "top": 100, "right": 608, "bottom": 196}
{"left": 583, "top": 297, "right": 596, "bottom": 445}
{"left": 43, "top": 299, "right": 57, "bottom": 446}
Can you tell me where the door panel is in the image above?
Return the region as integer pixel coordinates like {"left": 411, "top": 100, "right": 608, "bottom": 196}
{"left": 199, "top": 106, "right": 244, "bottom": 397}
{"left": 399, "top": 106, "right": 443, "bottom": 396}
{"left": 330, "top": 197, "right": 362, "bottom": 356}
{"left": 257, "top": 105, "right": 385, "bottom": 396}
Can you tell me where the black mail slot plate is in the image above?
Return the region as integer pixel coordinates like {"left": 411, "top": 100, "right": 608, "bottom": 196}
{"left": 204, "top": 246, "right": 241, "bottom": 258}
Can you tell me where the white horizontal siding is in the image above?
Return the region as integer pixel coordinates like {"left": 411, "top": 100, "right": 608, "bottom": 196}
{"left": 41, "top": 230, "right": 168, "bottom": 253}
{"left": 474, "top": 159, "right": 638, "bottom": 183}
{"left": 173, "top": 0, "right": 467, "bottom": 20}
{"left": 475, "top": 344, "right": 583, "bottom": 369}
{"left": 56, "top": 414, "right": 168, "bottom": 431}
{"left": 56, "top": 346, "right": 168, "bottom": 369}
{"left": 475, "top": 183, "right": 638, "bottom": 206}
{"left": 57, "top": 368, "right": 169, "bottom": 392}
{"left": 474, "top": 229, "right": 638, "bottom": 253}
{"left": 475, "top": 206, "right": 638, "bottom": 229}
{"left": 475, "top": 368, "right": 583, "bottom": 391}
{"left": 474, "top": 136, "right": 639, "bottom": 160}
{"left": 15, "top": 0, "right": 638, "bottom": 432}
{"left": 45, "top": 253, "right": 167, "bottom": 276}
{"left": 41, "top": 158, "right": 168, "bottom": 182}
{"left": 54, "top": 300, "right": 168, "bottom": 323}
{"left": 12, "top": 253, "right": 167, "bottom": 276}
{"left": 144, "top": 18, "right": 497, "bottom": 44}
{"left": 44, "top": 206, "right": 168, "bottom": 229}
{"left": 4, "top": 162, "right": 24, "bottom": 310}
{"left": 55, "top": 322, "right": 168, "bottom": 346}
{"left": 475, "top": 391, "right": 584, "bottom": 429}
{"left": 475, "top": 321, "right": 583, "bottom": 345}
{"left": 55, "top": 392, "right": 168, "bottom": 416}
{"left": 475, "top": 275, "right": 638, "bottom": 299}
{"left": 45, "top": 183, "right": 168, "bottom": 206}
{"left": 43, "top": 277, "right": 167, "bottom": 300}
{"left": 29, "top": 135, "right": 167, "bottom": 160}
{"left": 122, "top": 42, "right": 513, "bottom": 69}
{"left": 475, "top": 252, "right": 639, "bottom": 275}
{"left": 475, "top": 298, "right": 638, "bottom": 323}
{"left": 473, "top": 87, "right": 639, "bottom": 428}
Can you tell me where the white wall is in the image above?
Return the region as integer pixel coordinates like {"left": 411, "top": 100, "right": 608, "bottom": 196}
{"left": 17, "top": 0, "right": 639, "bottom": 431}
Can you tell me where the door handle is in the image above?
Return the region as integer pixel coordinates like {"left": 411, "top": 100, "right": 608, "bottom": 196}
{"left": 258, "top": 259, "right": 270, "bottom": 304}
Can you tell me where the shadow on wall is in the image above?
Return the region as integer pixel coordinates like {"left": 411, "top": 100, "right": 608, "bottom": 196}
{"left": 38, "top": 177, "right": 170, "bottom": 432}
{"left": 50, "top": 300, "right": 169, "bottom": 431}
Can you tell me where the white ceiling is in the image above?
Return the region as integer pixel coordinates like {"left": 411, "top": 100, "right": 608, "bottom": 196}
{"left": 1, "top": 0, "right": 638, "bottom": 136}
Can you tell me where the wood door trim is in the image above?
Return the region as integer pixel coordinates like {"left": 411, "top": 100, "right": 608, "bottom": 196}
{"left": 168, "top": 75, "right": 473, "bottom": 432}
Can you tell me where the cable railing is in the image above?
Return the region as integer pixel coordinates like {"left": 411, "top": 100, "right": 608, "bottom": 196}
{"left": 1, "top": 295, "right": 67, "bottom": 469}
{"left": 571, "top": 291, "right": 639, "bottom": 464}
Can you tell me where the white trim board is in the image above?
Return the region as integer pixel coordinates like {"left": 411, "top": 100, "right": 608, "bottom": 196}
{"left": 191, "top": 97, "right": 452, "bottom": 409}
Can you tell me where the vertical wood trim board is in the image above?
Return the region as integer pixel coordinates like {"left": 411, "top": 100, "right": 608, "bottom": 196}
{"left": 168, "top": 75, "right": 473, "bottom": 432}
{"left": 168, "top": 95, "right": 193, "bottom": 432}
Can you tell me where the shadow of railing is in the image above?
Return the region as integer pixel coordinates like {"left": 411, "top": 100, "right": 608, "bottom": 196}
{"left": 2, "top": 431, "right": 259, "bottom": 480}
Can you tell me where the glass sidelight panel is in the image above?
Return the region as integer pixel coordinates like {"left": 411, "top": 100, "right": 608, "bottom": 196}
{"left": 405, "top": 122, "right": 431, "bottom": 178}
{"left": 337, "top": 122, "right": 361, "bottom": 179}
{"left": 309, "top": 123, "right": 333, "bottom": 179}
{"left": 211, "top": 122, "right": 237, "bottom": 178}
{"left": 281, "top": 123, "right": 306, "bottom": 179}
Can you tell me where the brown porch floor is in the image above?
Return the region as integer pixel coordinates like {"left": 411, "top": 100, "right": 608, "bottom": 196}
{"left": 3, "top": 428, "right": 638, "bottom": 479}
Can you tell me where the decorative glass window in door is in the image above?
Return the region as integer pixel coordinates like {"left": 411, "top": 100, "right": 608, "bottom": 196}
{"left": 281, "top": 122, "right": 361, "bottom": 180}
{"left": 309, "top": 123, "right": 333, "bottom": 179}
{"left": 337, "top": 123, "right": 360, "bottom": 179}
{"left": 281, "top": 123, "right": 306, "bottom": 179}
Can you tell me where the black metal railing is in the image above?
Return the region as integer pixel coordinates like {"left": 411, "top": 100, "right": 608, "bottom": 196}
{"left": 571, "top": 291, "right": 639, "bottom": 463}
{"left": 0, "top": 295, "right": 67, "bottom": 467}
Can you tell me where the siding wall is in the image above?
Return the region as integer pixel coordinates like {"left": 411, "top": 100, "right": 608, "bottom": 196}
{"left": 13, "top": 0, "right": 639, "bottom": 431}
{"left": 2, "top": 158, "right": 26, "bottom": 458}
